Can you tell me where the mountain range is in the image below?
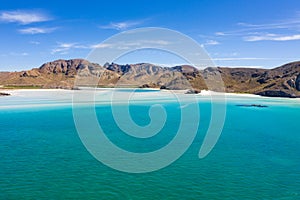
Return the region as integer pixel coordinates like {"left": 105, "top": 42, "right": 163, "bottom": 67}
{"left": 1, "top": 59, "right": 300, "bottom": 98}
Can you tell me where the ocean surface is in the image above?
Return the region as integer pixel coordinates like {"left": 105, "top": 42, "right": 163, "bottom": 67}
{"left": 1, "top": 89, "right": 300, "bottom": 199}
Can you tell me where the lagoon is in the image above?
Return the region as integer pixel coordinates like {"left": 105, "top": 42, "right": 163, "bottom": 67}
{"left": 0, "top": 89, "right": 300, "bottom": 199}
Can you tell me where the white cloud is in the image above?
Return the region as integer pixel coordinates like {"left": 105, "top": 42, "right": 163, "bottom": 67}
{"left": 51, "top": 48, "right": 67, "bottom": 54}
{"left": 51, "top": 43, "right": 90, "bottom": 54}
{"left": 215, "top": 13, "right": 300, "bottom": 39}
{"left": 18, "top": 27, "right": 57, "bottom": 34}
{"left": 244, "top": 33, "right": 300, "bottom": 41}
{"left": 204, "top": 40, "right": 220, "bottom": 45}
{"left": 51, "top": 43, "right": 73, "bottom": 54}
{"left": 59, "top": 43, "right": 76, "bottom": 48}
{"left": 51, "top": 39, "right": 171, "bottom": 55}
{"left": 0, "top": 10, "right": 51, "bottom": 24}
{"left": 237, "top": 20, "right": 300, "bottom": 31}
{"left": 215, "top": 32, "right": 225, "bottom": 36}
{"left": 91, "top": 40, "right": 171, "bottom": 49}
{"left": 0, "top": 52, "right": 27, "bottom": 57}
{"left": 99, "top": 20, "right": 143, "bottom": 30}
{"left": 212, "top": 57, "right": 270, "bottom": 61}
{"left": 212, "top": 57, "right": 299, "bottom": 62}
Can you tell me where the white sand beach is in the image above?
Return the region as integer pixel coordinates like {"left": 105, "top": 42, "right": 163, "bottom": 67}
{"left": 1, "top": 88, "right": 299, "bottom": 110}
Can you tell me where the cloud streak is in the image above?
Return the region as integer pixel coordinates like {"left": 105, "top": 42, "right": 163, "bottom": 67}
{"left": 244, "top": 33, "right": 300, "bottom": 41}
{"left": 0, "top": 10, "right": 51, "bottom": 24}
{"left": 215, "top": 13, "right": 300, "bottom": 43}
{"left": 211, "top": 57, "right": 299, "bottom": 61}
{"left": 237, "top": 20, "right": 300, "bottom": 31}
{"left": 51, "top": 39, "right": 172, "bottom": 54}
{"left": 18, "top": 27, "right": 57, "bottom": 34}
{"left": 212, "top": 57, "right": 269, "bottom": 61}
{"left": 51, "top": 43, "right": 91, "bottom": 54}
{"left": 90, "top": 40, "right": 172, "bottom": 50}
{"left": 204, "top": 40, "right": 220, "bottom": 46}
{"left": 216, "top": 19, "right": 300, "bottom": 37}
{"left": 99, "top": 20, "right": 144, "bottom": 30}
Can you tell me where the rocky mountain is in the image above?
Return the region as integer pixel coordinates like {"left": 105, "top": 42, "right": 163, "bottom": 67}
{"left": 217, "top": 61, "right": 300, "bottom": 97}
{"left": 1, "top": 59, "right": 300, "bottom": 98}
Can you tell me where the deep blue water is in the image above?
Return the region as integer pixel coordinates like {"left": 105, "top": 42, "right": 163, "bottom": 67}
{"left": 1, "top": 93, "right": 300, "bottom": 199}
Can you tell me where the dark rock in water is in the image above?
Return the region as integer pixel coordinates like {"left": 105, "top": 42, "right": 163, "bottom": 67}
{"left": 140, "top": 84, "right": 150, "bottom": 88}
{"left": 185, "top": 89, "right": 200, "bottom": 94}
{"left": 236, "top": 104, "right": 268, "bottom": 108}
{"left": 160, "top": 85, "right": 169, "bottom": 90}
{"left": 256, "top": 90, "right": 297, "bottom": 98}
{"left": 0, "top": 92, "right": 10, "bottom": 96}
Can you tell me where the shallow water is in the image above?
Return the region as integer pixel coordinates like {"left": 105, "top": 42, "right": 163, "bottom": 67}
{"left": 0, "top": 89, "right": 300, "bottom": 199}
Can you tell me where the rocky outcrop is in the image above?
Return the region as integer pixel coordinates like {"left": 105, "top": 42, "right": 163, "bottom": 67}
{"left": 20, "top": 70, "right": 40, "bottom": 78}
{"left": 296, "top": 74, "right": 300, "bottom": 91}
{"left": 38, "top": 59, "right": 103, "bottom": 77}
{"left": 0, "top": 92, "right": 10, "bottom": 96}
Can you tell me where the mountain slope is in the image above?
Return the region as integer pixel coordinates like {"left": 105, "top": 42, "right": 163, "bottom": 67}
{"left": 216, "top": 61, "right": 300, "bottom": 97}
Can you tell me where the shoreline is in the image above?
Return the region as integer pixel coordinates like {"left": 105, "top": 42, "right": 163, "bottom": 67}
{"left": 0, "top": 88, "right": 290, "bottom": 99}
{"left": 1, "top": 80, "right": 299, "bottom": 99}
{"left": 1, "top": 88, "right": 300, "bottom": 101}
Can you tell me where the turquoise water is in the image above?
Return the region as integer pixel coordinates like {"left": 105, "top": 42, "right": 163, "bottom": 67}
{"left": 1, "top": 90, "right": 300, "bottom": 199}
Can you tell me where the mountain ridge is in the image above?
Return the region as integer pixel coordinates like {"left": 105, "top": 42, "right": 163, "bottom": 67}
{"left": 1, "top": 59, "right": 300, "bottom": 98}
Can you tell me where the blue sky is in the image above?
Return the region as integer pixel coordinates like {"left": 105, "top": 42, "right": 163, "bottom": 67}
{"left": 1, "top": 0, "right": 300, "bottom": 70}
